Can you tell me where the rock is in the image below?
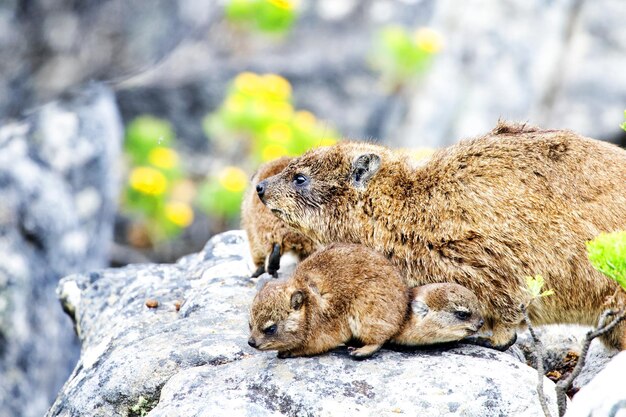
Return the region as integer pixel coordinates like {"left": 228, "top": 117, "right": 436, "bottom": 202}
{"left": 565, "top": 351, "right": 626, "bottom": 417}
{"left": 48, "top": 231, "right": 559, "bottom": 417}
{"left": 0, "top": 83, "right": 122, "bottom": 417}
{"left": 396, "top": 0, "right": 626, "bottom": 148}
{"left": 515, "top": 324, "right": 618, "bottom": 390}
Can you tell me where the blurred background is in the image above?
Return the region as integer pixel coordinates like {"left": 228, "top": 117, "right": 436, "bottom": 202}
{"left": 0, "top": 0, "right": 625, "bottom": 416}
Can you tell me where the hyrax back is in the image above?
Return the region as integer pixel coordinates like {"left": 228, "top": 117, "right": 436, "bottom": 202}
{"left": 241, "top": 157, "right": 317, "bottom": 277}
{"left": 258, "top": 122, "right": 626, "bottom": 350}
{"left": 248, "top": 243, "right": 409, "bottom": 358}
{"left": 392, "top": 283, "right": 484, "bottom": 346}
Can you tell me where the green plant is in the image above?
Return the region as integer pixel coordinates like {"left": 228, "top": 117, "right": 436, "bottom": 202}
{"left": 586, "top": 230, "right": 626, "bottom": 290}
{"left": 369, "top": 26, "right": 442, "bottom": 89}
{"left": 621, "top": 110, "right": 626, "bottom": 131}
{"left": 122, "top": 116, "right": 195, "bottom": 243}
{"left": 201, "top": 72, "right": 339, "bottom": 219}
{"left": 225, "top": 0, "right": 296, "bottom": 34}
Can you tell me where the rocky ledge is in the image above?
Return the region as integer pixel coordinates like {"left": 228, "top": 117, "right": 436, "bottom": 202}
{"left": 46, "top": 231, "right": 567, "bottom": 416}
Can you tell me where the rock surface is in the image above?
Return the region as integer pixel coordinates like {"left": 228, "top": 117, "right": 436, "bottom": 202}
{"left": 49, "top": 231, "right": 559, "bottom": 417}
{"left": 565, "top": 351, "right": 626, "bottom": 417}
{"left": 0, "top": 83, "right": 122, "bottom": 417}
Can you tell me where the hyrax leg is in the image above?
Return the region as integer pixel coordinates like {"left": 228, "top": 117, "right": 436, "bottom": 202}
{"left": 347, "top": 344, "right": 383, "bottom": 359}
{"left": 266, "top": 243, "right": 281, "bottom": 278}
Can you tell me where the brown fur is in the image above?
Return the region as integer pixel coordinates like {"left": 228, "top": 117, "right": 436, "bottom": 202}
{"left": 248, "top": 244, "right": 409, "bottom": 358}
{"left": 241, "top": 157, "right": 317, "bottom": 276}
{"left": 258, "top": 121, "right": 626, "bottom": 350}
{"left": 392, "top": 283, "right": 483, "bottom": 346}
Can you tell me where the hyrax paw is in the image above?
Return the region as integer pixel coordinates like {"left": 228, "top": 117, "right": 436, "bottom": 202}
{"left": 277, "top": 351, "right": 294, "bottom": 359}
{"left": 347, "top": 344, "right": 381, "bottom": 359}
{"left": 464, "top": 333, "right": 517, "bottom": 352}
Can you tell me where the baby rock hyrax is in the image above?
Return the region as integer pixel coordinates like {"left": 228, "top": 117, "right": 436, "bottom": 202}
{"left": 248, "top": 244, "right": 484, "bottom": 358}
{"left": 248, "top": 243, "right": 408, "bottom": 358}
{"left": 392, "top": 283, "right": 484, "bottom": 346}
{"left": 241, "top": 156, "right": 317, "bottom": 277}
{"left": 256, "top": 122, "right": 626, "bottom": 351}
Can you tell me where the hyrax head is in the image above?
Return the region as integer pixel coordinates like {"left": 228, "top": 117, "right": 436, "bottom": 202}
{"left": 248, "top": 280, "right": 307, "bottom": 352}
{"left": 254, "top": 143, "right": 389, "bottom": 243}
{"left": 410, "top": 283, "right": 484, "bottom": 343}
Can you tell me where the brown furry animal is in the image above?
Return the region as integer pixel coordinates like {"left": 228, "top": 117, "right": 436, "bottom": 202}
{"left": 392, "top": 283, "right": 484, "bottom": 346}
{"left": 256, "top": 122, "right": 626, "bottom": 350}
{"left": 241, "top": 157, "right": 317, "bottom": 277}
{"left": 248, "top": 243, "right": 409, "bottom": 358}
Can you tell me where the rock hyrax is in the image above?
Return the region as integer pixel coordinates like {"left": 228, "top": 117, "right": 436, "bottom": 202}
{"left": 256, "top": 121, "right": 626, "bottom": 350}
{"left": 248, "top": 243, "right": 409, "bottom": 358}
{"left": 241, "top": 156, "right": 317, "bottom": 277}
{"left": 392, "top": 283, "right": 484, "bottom": 346}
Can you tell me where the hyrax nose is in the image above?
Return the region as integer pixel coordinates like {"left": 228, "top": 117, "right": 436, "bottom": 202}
{"left": 256, "top": 180, "right": 267, "bottom": 199}
{"left": 248, "top": 338, "right": 258, "bottom": 348}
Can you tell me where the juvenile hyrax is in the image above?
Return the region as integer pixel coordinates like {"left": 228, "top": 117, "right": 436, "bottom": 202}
{"left": 248, "top": 244, "right": 409, "bottom": 358}
{"left": 256, "top": 122, "right": 626, "bottom": 350}
{"left": 241, "top": 157, "right": 317, "bottom": 277}
{"left": 391, "top": 283, "right": 484, "bottom": 346}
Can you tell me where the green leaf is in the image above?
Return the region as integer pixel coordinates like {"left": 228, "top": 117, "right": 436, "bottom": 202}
{"left": 524, "top": 274, "right": 554, "bottom": 299}
{"left": 587, "top": 231, "right": 626, "bottom": 291}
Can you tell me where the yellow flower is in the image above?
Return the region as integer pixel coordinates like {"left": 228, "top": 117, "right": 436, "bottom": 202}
{"left": 129, "top": 167, "right": 168, "bottom": 195}
{"left": 224, "top": 95, "right": 247, "bottom": 113}
{"left": 148, "top": 147, "right": 179, "bottom": 170}
{"left": 262, "top": 100, "right": 293, "bottom": 122}
{"left": 261, "top": 144, "right": 289, "bottom": 161}
{"left": 218, "top": 166, "right": 248, "bottom": 193}
{"left": 414, "top": 27, "right": 443, "bottom": 54}
{"left": 262, "top": 74, "right": 292, "bottom": 99}
{"left": 318, "top": 137, "right": 337, "bottom": 147}
{"left": 234, "top": 72, "right": 262, "bottom": 95}
{"left": 294, "top": 110, "right": 317, "bottom": 130}
{"left": 265, "top": 122, "right": 292, "bottom": 144}
{"left": 165, "top": 201, "right": 194, "bottom": 227}
{"left": 267, "top": 0, "right": 294, "bottom": 11}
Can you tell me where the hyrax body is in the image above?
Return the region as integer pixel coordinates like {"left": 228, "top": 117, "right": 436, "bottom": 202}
{"left": 257, "top": 122, "right": 626, "bottom": 350}
{"left": 392, "top": 283, "right": 484, "bottom": 346}
{"left": 241, "top": 157, "right": 317, "bottom": 277}
{"left": 248, "top": 244, "right": 409, "bottom": 358}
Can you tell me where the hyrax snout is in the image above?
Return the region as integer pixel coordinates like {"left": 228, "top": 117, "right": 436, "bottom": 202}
{"left": 241, "top": 156, "right": 318, "bottom": 277}
{"left": 258, "top": 121, "right": 626, "bottom": 351}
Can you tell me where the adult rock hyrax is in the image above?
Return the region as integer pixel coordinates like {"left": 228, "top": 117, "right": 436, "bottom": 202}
{"left": 256, "top": 121, "right": 626, "bottom": 351}
{"left": 241, "top": 156, "right": 317, "bottom": 277}
{"left": 248, "top": 243, "right": 409, "bottom": 358}
{"left": 391, "top": 283, "right": 484, "bottom": 346}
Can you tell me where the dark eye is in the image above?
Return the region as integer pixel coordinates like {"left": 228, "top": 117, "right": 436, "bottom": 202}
{"left": 263, "top": 324, "right": 278, "bottom": 335}
{"left": 293, "top": 174, "right": 309, "bottom": 187}
{"left": 454, "top": 310, "right": 471, "bottom": 320}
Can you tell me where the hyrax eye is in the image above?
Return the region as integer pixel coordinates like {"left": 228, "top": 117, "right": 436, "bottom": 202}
{"left": 454, "top": 310, "right": 471, "bottom": 320}
{"left": 263, "top": 324, "right": 278, "bottom": 335}
{"left": 293, "top": 174, "right": 309, "bottom": 187}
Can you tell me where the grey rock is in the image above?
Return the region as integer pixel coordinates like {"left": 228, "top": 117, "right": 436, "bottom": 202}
{"left": 395, "top": 0, "right": 626, "bottom": 148}
{"left": 515, "top": 324, "right": 618, "bottom": 390}
{"left": 49, "top": 230, "right": 559, "bottom": 417}
{"left": 565, "top": 351, "right": 626, "bottom": 417}
{"left": 0, "top": 83, "right": 122, "bottom": 417}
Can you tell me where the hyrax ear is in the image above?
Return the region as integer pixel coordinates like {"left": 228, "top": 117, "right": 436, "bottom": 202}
{"left": 411, "top": 299, "right": 430, "bottom": 319}
{"left": 351, "top": 153, "right": 381, "bottom": 188}
{"left": 290, "top": 290, "right": 305, "bottom": 310}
